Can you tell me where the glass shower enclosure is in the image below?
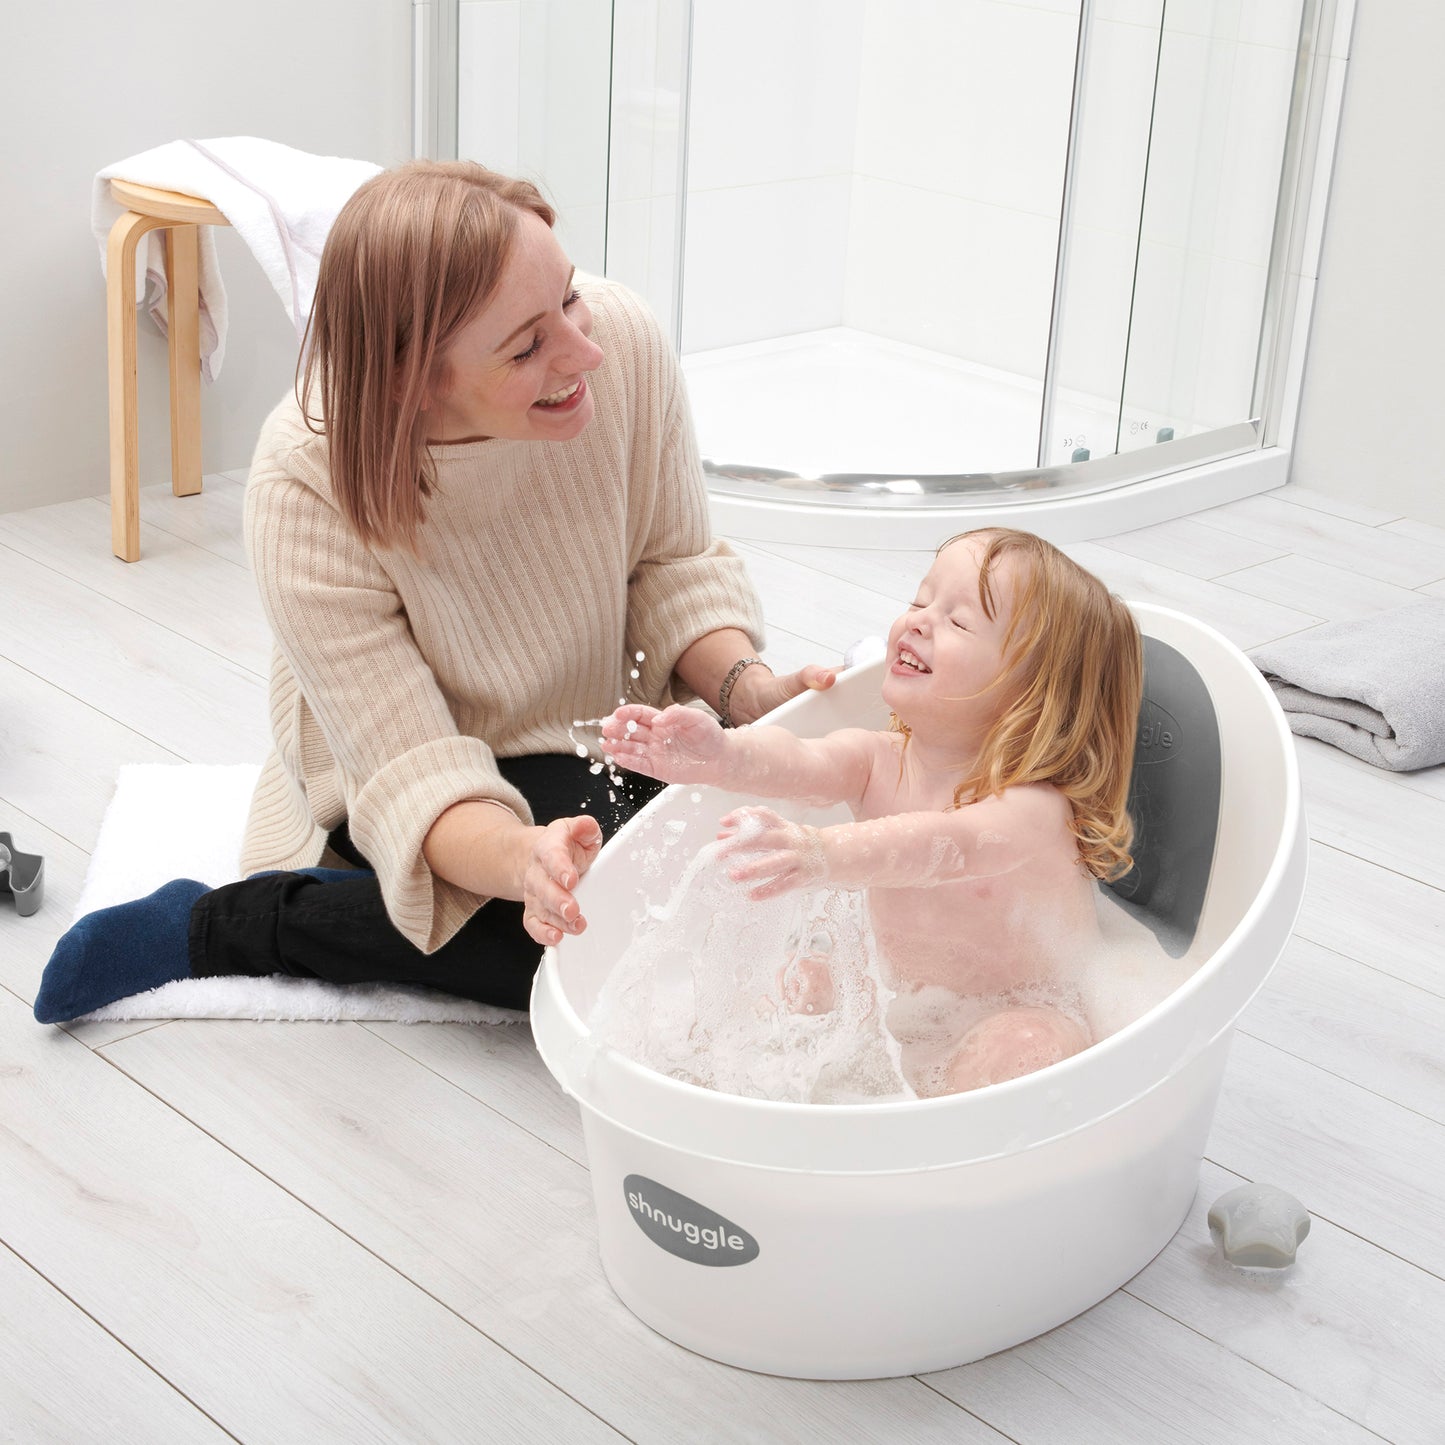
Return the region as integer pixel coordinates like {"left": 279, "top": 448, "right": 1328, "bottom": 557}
{"left": 437, "top": 0, "right": 1344, "bottom": 541}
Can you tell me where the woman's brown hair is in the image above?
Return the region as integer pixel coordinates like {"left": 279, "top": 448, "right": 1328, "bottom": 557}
{"left": 895, "top": 528, "right": 1144, "bottom": 881}
{"left": 298, "top": 160, "right": 555, "bottom": 551}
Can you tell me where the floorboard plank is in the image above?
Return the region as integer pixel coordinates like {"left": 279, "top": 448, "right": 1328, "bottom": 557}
{"left": 927, "top": 1285, "right": 1375, "bottom": 1444}
{"left": 0, "top": 803, "right": 86, "bottom": 1013}
{"left": 1293, "top": 842, "right": 1445, "bottom": 998}
{"left": 732, "top": 540, "right": 905, "bottom": 653}
{"left": 1061, "top": 542, "right": 1321, "bottom": 649}
{"left": 0, "top": 540, "right": 268, "bottom": 764}
{"left": 1096, "top": 515, "right": 1288, "bottom": 579}
{"left": 1295, "top": 738, "right": 1445, "bottom": 889}
{"left": 1216, "top": 553, "right": 1426, "bottom": 621}
{"left": 1194, "top": 493, "right": 1445, "bottom": 587}
{"left": 122, "top": 473, "right": 251, "bottom": 570}
{"left": 0, "top": 500, "right": 270, "bottom": 677}
{"left": 100, "top": 1019, "right": 1006, "bottom": 1444}
{"left": 0, "top": 656, "right": 179, "bottom": 849}
{"left": 1127, "top": 1158, "right": 1445, "bottom": 1445}
{"left": 1237, "top": 935, "right": 1445, "bottom": 1123}
{"left": 0, "top": 1240, "right": 237, "bottom": 1445}
{"left": 2, "top": 996, "right": 619, "bottom": 1445}
{"left": 361, "top": 1020, "right": 588, "bottom": 1166}
{"left": 1208, "top": 1033, "right": 1445, "bottom": 1280}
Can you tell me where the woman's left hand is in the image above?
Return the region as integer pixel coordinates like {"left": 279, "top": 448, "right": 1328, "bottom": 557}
{"left": 728, "top": 663, "right": 837, "bottom": 727}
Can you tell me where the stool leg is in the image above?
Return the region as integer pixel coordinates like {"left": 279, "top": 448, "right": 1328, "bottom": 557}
{"left": 165, "top": 224, "right": 203, "bottom": 499}
{"left": 106, "top": 209, "right": 168, "bottom": 562}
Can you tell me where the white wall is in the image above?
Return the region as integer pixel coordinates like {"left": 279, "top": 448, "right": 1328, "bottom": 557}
{"left": 0, "top": 0, "right": 412, "bottom": 516}
{"left": 458, "top": 0, "right": 612, "bottom": 275}
{"left": 844, "top": 0, "right": 1076, "bottom": 381}
{"left": 1290, "top": 4, "right": 1445, "bottom": 526}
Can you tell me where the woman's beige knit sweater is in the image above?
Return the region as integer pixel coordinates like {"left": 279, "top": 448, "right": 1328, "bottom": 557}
{"left": 240, "top": 278, "right": 764, "bottom": 953}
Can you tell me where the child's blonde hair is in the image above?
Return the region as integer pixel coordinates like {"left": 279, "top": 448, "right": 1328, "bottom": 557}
{"left": 299, "top": 160, "right": 556, "bottom": 553}
{"left": 897, "top": 528, "right": 1143, "bottom": 881}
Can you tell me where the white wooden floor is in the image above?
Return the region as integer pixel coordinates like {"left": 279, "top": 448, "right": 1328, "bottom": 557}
{"left": 2, "top": 473, "right": 1443, "bottom": 1444}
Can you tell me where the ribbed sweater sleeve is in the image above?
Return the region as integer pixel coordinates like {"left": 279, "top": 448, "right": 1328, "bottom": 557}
{"left": 245, "top": 450, "right": 531, "bottom": 953}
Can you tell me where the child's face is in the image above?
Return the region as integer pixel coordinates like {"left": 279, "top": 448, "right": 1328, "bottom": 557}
{"left": 882, "top": 537, "right": 1018, "bottom": 733}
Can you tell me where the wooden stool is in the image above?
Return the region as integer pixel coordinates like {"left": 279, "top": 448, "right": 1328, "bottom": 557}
{"left": 106, "top": 179, "right": 230, "bottom": 562}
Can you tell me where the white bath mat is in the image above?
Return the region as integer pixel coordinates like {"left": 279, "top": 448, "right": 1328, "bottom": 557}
{"left": 73, "top": 764, "right": 525, "bottom": 1025}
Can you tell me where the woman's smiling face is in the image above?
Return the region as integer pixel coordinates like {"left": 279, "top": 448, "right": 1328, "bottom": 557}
{"left": 427, "top": 209, "right": 605, "bottom": 444}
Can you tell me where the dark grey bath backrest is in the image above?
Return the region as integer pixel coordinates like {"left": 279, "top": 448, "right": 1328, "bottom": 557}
{"left": 1104, "top": 636, "right": 1223, "bottom": 956}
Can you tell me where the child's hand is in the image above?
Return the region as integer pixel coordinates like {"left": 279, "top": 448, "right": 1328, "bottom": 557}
{"left": 717, "top": 806, "right": 826, "bottom": 900}
{"left": 602, "top": 703, "right": 727, "bottom": 783}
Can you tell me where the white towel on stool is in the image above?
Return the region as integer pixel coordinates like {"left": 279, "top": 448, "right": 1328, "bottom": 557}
{"left": 92, "top": 137, "right": 382, "bottom": 382}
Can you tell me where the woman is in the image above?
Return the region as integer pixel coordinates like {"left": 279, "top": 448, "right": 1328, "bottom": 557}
{"left": 34, "top": 160, "right": 834, "bottom": 1023}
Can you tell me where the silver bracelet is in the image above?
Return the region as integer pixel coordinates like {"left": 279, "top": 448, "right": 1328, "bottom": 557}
{"left": 718, "top": 656, "right": 769, "bottom": 728}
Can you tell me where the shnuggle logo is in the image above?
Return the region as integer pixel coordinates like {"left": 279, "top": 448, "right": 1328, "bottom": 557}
{"left": 1137, "top": 696, "right": 1181, "bottom": 760}
{"left": 623, "top": 1175, "right": 760, "bottom": 1266}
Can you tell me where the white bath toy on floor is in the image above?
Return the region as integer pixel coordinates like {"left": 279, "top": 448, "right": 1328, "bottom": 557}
{"left": 1208, "top": 1183, "right": 1311, "bottom": 1268}
{"left": 533, "top": 603, "right": 1308, "bottom": 1379}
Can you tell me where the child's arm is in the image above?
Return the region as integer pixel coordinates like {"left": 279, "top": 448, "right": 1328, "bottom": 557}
{"left": 602, "top": 704, "right": 877, "bottom": 810}
{"left": 718, "top": 786, "right": 1066, "bottom": 900}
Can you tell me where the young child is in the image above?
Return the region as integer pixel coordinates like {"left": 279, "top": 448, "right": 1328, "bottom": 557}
{"left": 600, "top": 528, "right": 1143, "bottom": 1097}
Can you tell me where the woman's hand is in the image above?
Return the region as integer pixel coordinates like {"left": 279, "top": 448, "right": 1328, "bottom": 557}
{"left": 717, "top": 805, "right": 827, "bottom": 900}
{"left": 521, "top": 815, "right": 604, "bottom": 946}
{"left": 602, "top": 704, "right": 728, "bottom": 783}
{"left": 727, "top": 662, "right": 837, "bottom": 727}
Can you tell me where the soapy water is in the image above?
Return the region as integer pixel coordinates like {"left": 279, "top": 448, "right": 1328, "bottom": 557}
{"left": 589, "top": 828, "right": 916, "bottom": 1104}
{"left": 587, "top": 817, "right": 1200, "bottom": 1105}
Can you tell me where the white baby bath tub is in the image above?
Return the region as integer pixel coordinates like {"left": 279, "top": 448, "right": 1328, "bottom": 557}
{"left": 532, "top": 603, "right": 1306, "bottom": 1378}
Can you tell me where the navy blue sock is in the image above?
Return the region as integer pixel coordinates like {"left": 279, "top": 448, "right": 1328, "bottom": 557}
{"left": 33, "top": 879, "right": 209, "bottom": 1024}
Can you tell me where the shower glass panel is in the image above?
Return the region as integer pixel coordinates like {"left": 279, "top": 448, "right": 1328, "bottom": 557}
{"left": 673, "top": 0, "right": 1081, "bottom": 481}
{"left": 456, "top": 0, "right": 613, "bottom": 276}
{"left": 451, "top": 0, "right": 1327, "bottom": 514}
{"left": 1114, "top": 0, "right": 1305, "bottom": 462}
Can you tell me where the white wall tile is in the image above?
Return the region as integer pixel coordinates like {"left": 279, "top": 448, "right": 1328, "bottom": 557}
{"left": 458, "top": 1, "right": 522, "bottom": 171}
{"left": 687, "top": 0, "right": 864, "bottom": 191}
{"left": 554, "top": 201, "right": 607, "bottom": 278}
{"left": 1212, "top": 39, "right": 1296, "bottom": 265}
{"left": 1070, "top": 19, "right": 1158, "bottom": 237}
{"left": 1052, "top": 224, "right": 1135, "bottom": 402}
{"left": 853, "top": 0, "right": 1078, "bottom": 219}
{"left": 1237, "top": 0, "right": 1306, "bottom": 52}
{"left": 600, "top": 197, "right": 681, "bottom": 335}
{"left": 1138, "top": 30, "right": 1229, "bottom": 254}
{"left": 1193, "top": 254, "right": 1269, "bottom": 426}
{"left": 1093, "top": 0, "right": 1164, "bottom": 28}
{"left": 516, "top": 0, "right": 613, "bottom": 213}
{"left": 608, "top": 0, "right": 661, "bottom": 203}
{"left": 680, "top": 177, "right": 851, "bottom": 351}
{"left": 843, "top": 174, "right": 1057, "bottom": 377}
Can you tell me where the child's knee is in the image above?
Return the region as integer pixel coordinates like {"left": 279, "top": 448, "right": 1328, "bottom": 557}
{"left": 945, "top": 1005, "right": 1089, "bottom": 1093}
{"left": 778, "top": 949, "right": 836, "bottom": 1015}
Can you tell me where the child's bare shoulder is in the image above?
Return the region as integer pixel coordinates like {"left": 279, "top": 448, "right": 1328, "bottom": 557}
{"left": 968, "top": 781, "right": 1072, "bottom": 832}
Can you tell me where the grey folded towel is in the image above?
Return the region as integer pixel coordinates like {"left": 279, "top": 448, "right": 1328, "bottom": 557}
{"left": 1250, "top": 599, "right": 1445, "bottom": 771}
